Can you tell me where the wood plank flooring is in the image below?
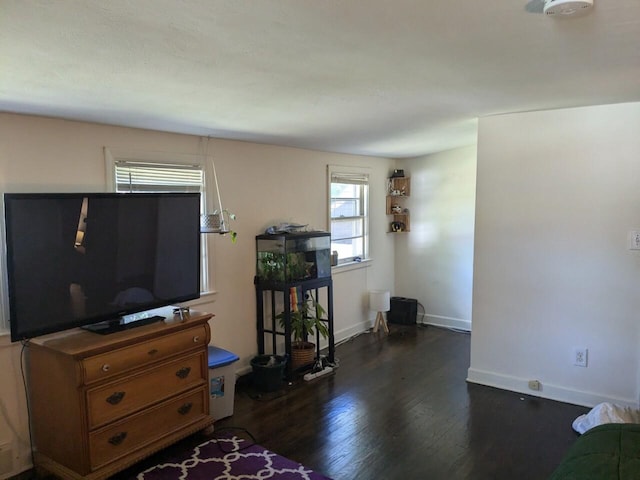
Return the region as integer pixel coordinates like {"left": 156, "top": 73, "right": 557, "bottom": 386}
{"left": 25, "top": 323, "right": 590, "bottom": 480}
{"left": 217, "top": 324, "right": 589, "bottom": 480}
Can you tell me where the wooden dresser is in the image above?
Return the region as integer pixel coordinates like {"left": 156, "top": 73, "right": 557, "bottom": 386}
{"left": 27, "top": 311, "right": 214, "bottom": 480}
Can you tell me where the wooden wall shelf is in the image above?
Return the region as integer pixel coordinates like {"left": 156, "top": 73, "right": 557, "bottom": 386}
{"left": 386, "top": 176, "right": 410, "bottom": 233}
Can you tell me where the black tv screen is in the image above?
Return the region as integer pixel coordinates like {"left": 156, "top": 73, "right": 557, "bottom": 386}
{"left": 4, "top": 192, "right": 201, "bottom": 342}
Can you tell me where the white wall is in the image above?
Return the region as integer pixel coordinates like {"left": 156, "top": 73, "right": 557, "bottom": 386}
{"left": 0, "top": 344, "right": 29, "bottom": 479}
{"left": 0, "top": 113, "right": 395, "bottom": 477}
{"left": 395, "top": 146, "right": 477, "bottom": 330}
{"left": 468, "top": 102, "right": 640, "bottom": 408}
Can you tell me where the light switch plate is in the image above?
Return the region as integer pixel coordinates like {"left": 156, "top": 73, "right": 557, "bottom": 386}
{"left": 630, "top": 231, "right": 640, "bottom": 250}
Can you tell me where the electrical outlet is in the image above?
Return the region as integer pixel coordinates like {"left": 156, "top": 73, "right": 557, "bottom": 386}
{"left": 631, "top": 231, "right": 640, "bottom": 250}
{"left": 574, "top": 347, "right": 588, "bottom": 367}
{"left": 528, "top": 380, "right": 541, "bottom": 391}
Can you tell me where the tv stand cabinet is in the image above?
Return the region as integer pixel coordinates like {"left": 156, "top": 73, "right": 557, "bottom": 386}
{"left": 27, "top": 311, "right": 214, "bottom": 480}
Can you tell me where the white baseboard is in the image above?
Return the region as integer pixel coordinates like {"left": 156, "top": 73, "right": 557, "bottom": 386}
{"left": 467, "top": 367, "right": 639, "bottom": 408}
{"left": 0, "top": 446, "right": 31, "bottom": 480}
{"left": 336, "top": 320, "right": 373, "bottom": 343}
{"left": 420, "top": 313, "right": 471, "bottom": 332}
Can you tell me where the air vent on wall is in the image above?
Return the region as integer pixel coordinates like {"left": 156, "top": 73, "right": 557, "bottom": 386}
{"left": 544, "top": 0, "right": 594, "bottom": 17}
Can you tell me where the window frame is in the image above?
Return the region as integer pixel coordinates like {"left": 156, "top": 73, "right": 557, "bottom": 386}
{"left": 105, "top": 147, "right": 215, "bottom": 296}
{"left": 328, "top": 165, "right": 370, "bottom": 265}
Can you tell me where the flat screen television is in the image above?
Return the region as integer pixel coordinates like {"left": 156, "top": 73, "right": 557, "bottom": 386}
{"left": 4, "top": 192, "right": 201, "bottom": 342}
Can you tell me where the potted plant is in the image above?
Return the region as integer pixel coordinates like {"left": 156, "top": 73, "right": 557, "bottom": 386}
{"left": 216, "top": 209, "right": 238, "bottom": 243}
{"left": 200, "top": 209, "right": 237, "bottom": 242}
{"left": 277, "top": 291, "right": 329, "bottom": 369}
{"left": 250, "top": 353, "right": 287, "bottom": 392}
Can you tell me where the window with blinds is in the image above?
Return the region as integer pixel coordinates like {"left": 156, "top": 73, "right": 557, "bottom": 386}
{"left": 109, "top": 154, "right": 212, "bottom": 293}
{"left": 329, "top": 167, "right": 369, "bottom": 264}
{"left": 114, "top": 161, "right": 204, "bottom": 193}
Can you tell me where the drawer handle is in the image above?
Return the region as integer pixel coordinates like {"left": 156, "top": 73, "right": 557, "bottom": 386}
{"left": 106, "top": 391, "right": 126, "bottom": 405}
{"left": 108, "top": 431, "right": 127, "bottom": 446}
{"left": 148, "top": 348, "right": 159, "bottom": 355}
{"left": 101, "top": 364, "right": 110, "bottom": 372}
{"left": 177, "top": 402, "right": 193, "bottom": 415}
{"left": 175, "top": 367, "right": 191, "bottom": 379}
{"left": 193, "top": 336, "right": 200, "bottom": 343}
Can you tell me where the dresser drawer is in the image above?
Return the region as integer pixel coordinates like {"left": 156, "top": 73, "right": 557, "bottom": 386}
{"left": 89, "top": 388, "right": 208, "bottom": 470}
{"left": 82, "top": 325, "right": 208, "bottom": 384}
{"left": 86, "top": 351, "right": 207, "bottom": 429}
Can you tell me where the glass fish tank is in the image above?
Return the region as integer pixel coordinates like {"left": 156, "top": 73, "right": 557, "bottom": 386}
{"left": 256, "top": 231, "right": 331, "bottom": 283}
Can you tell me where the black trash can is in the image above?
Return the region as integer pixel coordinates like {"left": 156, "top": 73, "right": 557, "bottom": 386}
{"left": 250, "top": 354, "right": 286, "bottom": 392}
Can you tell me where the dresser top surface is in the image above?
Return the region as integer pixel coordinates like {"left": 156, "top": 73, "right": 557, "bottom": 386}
{"left": 28, "top": 311, "right": 212, "bottom": 356}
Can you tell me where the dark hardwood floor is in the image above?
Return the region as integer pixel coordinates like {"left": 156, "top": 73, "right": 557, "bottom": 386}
{"left": 24, "top": 324, "right": 589, "bottom": 480}
{"left": 214, "top": 324, "right": 589, "bottom": 480}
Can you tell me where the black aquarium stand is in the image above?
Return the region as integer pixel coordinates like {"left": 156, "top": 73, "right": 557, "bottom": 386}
{"left": 255, "top": 277, "right": 334, "bottom": 377}
{"left": 255, "top": 231, "right": 335, "bottom": 377}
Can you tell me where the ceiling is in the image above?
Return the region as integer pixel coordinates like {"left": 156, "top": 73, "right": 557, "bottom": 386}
{"left": 1, "top": 0, "right": 639, "bottom": 159}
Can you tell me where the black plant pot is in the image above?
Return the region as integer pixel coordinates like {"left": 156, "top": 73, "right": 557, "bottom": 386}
{"left": 250, "top": 354, "right": 286, "bottom": 392}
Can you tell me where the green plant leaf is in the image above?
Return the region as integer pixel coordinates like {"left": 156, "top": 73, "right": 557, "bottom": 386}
{"left": 276, "top": 291, "right": 329, "bottom": 342}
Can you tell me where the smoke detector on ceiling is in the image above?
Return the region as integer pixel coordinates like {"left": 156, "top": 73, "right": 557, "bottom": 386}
{"left": 544, "top": 0, "right": 594, "bottom": 17}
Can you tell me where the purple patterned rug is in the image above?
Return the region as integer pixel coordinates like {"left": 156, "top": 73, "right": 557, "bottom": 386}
{"left": 135, "top": 434, "right": 332, "bottom": 480}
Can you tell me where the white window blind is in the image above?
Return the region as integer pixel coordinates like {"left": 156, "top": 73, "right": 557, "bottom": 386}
{"left": 329, "top": 168, "right": 369, "bottom": 264}
{"left": 114, "top": 161, "right": 203, "bottom": 193}
{"left": 330, "top": 171, "right": 369, "bottom": 185}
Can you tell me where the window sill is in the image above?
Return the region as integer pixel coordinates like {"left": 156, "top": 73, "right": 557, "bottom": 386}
{"left": 332, "top": 258, "right": 372, "bottom": 274}
{"left": 184, "top": 290, "right": 217, "bottom": 307}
